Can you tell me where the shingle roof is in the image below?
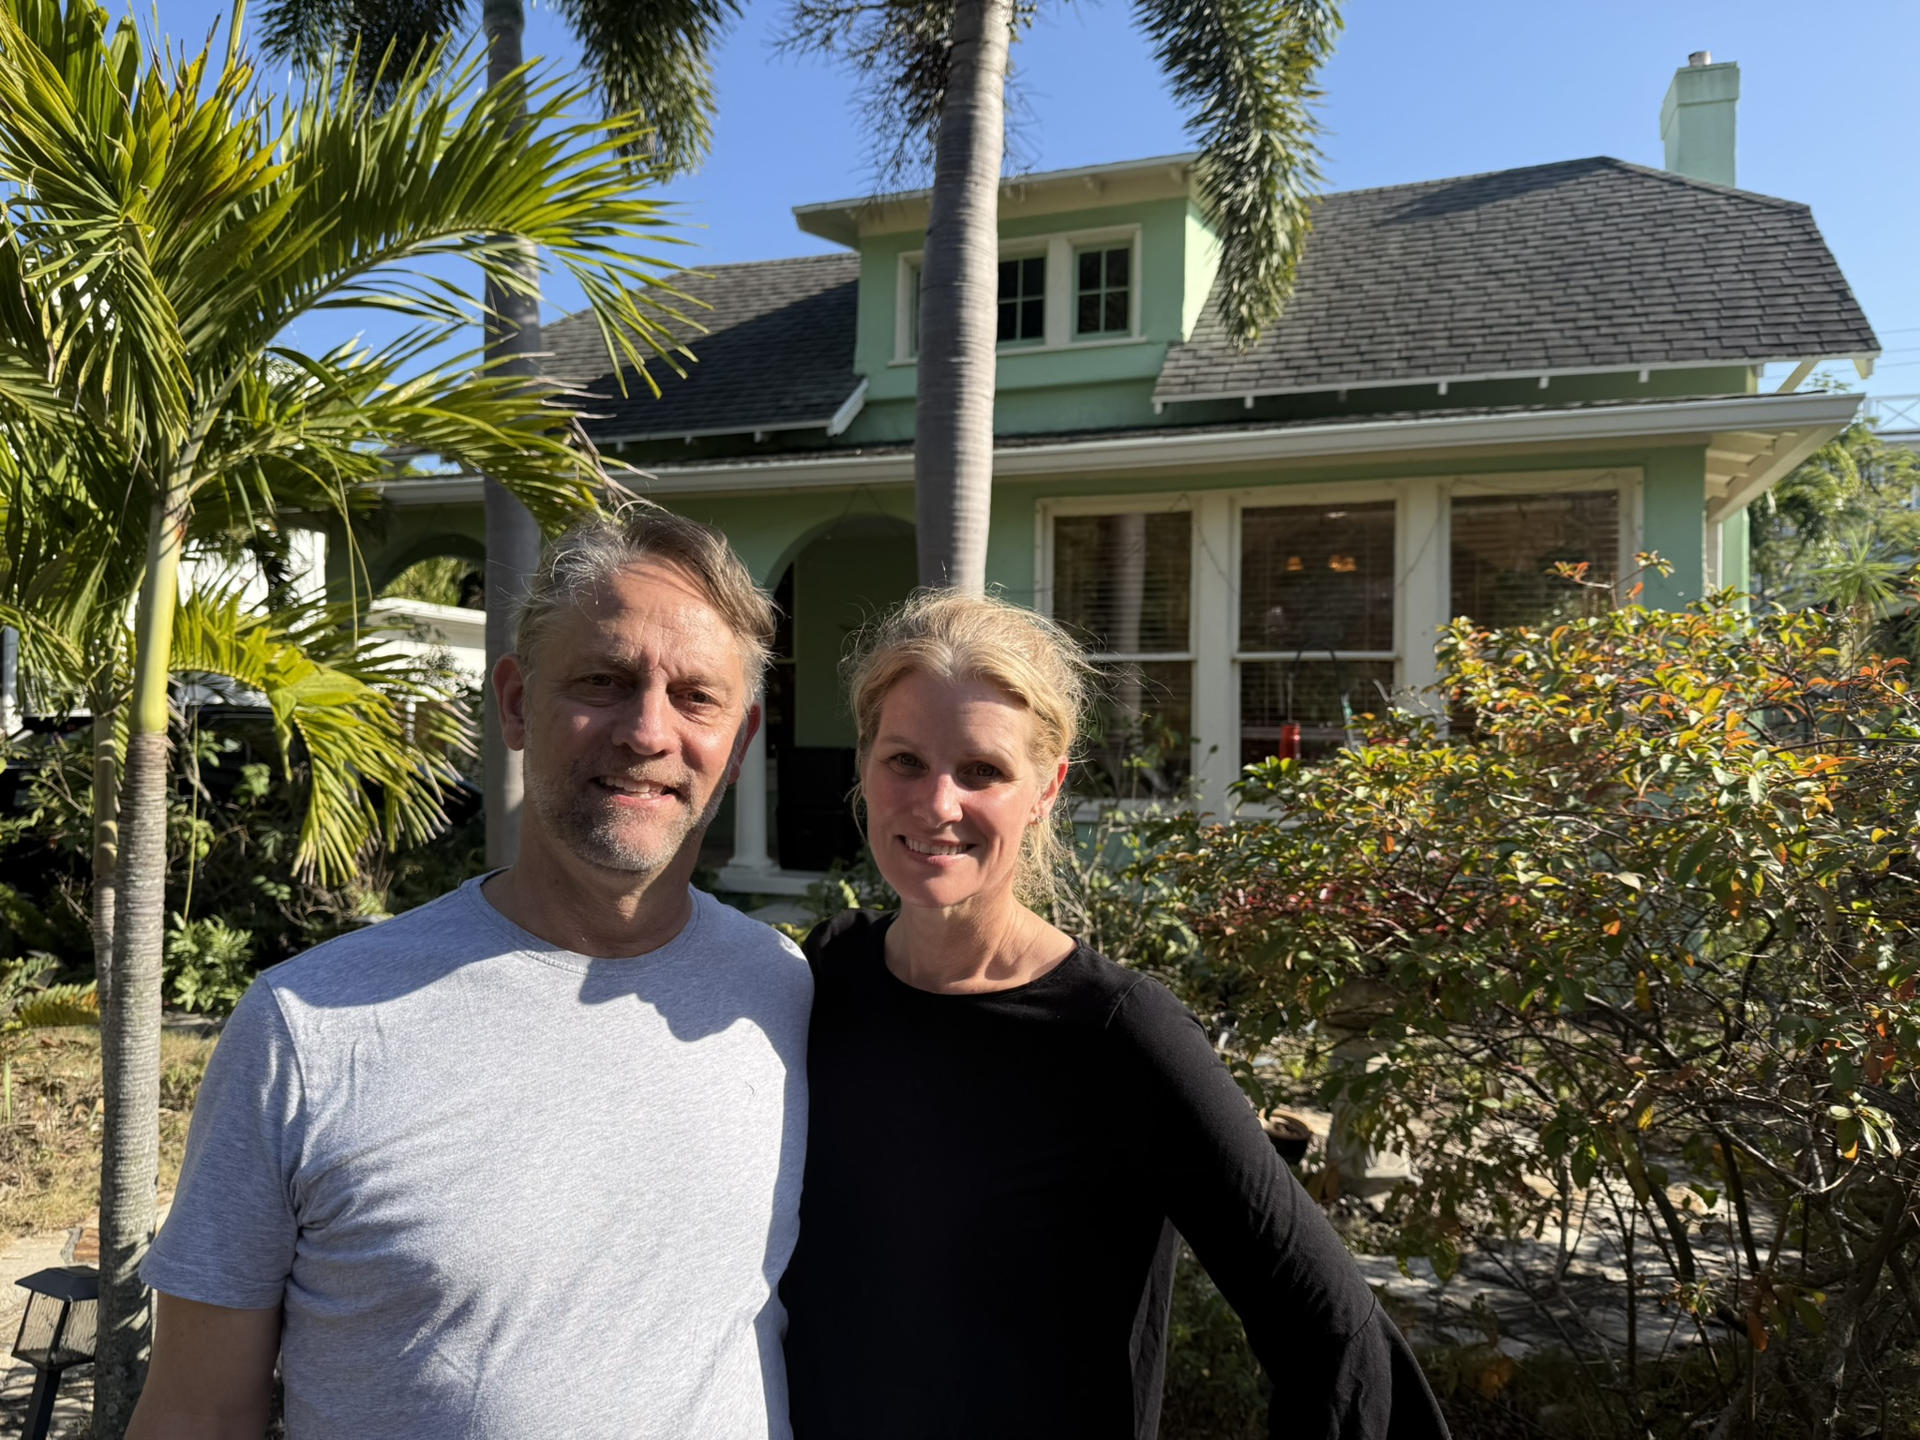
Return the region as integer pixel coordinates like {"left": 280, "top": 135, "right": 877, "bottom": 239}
{"left": 1155, "top": 157, "right": 1880, "bottom": 403}
{"left": 544, "top": 252, "right": 860, "bottom": 440}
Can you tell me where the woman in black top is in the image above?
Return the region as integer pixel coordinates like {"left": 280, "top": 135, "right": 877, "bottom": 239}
{"left": 780, "top": 592, "right": 1447, "bottom": 1440}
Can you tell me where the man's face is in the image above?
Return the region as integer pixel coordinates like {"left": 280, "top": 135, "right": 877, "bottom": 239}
{"left": 497, "top": 560, "right": 758, "bottom": 879}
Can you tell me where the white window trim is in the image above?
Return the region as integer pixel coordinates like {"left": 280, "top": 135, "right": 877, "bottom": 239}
{"left": 1039, "top": 469, "right": 1644, "bottom": 815}
{"left": 893, "top": 225, "right": 1144, "bottom": 365}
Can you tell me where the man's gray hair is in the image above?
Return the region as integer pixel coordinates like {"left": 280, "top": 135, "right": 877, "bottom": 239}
{"left": 515, "top": 504, "right": 775, "bottom": 700}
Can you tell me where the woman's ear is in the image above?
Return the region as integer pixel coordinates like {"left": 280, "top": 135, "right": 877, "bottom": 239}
{"left": 1031, "top": 756, "right": 1069, "bottom": 824}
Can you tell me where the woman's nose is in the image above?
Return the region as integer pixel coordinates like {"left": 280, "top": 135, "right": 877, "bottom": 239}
{"left": 923, "top": 771, "right": 964, "bottom": 823}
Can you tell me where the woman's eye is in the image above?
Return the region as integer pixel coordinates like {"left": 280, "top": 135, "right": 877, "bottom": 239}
{"left": 887, "top": 752, "right": 924, "bottom": 772}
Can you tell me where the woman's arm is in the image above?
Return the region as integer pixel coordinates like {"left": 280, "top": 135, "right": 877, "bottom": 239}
{"left": 1112, "top": 978, "right": 1450, "bottom": 1440}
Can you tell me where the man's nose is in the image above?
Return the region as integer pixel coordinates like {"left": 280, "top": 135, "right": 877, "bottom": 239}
{"left": 612, "top": 684, "right": 673, "bottom": 755}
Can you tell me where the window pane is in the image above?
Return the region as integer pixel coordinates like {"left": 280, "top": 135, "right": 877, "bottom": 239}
{"left": 1239, "top": 501, "right": 1396, "bottom": 652}
{"left": 1078, "top": 251, "right": 1101, "bottom": 289}
{"left": 906, "top": 264, "right": 920, "bottom": 354}
{"left": 1105, "top": 247, "right": 1129, "bottom": 287}
{"left": 1076, "top": 295, "right": 1100, "bottom": 334}
{"left": 1240, "top": 659, "right": 1396, "bottom": 767}
{"left": 1083, "top": 660, "right": 1193, "bottom": 799}
{"left": 1020, "top": 297, "right": 1044, "bottom": 339}
{"left": 1103, "top": 291, "right": 1128, "bottom": 333}
{"left": 1449, "top": 492, "right": 1620, "bottom": 629}
{"left": 1052, "top": 512, "right": 1191, "bottom": 654}
{"left": 1021, "top": 256, "right": 1046, "bottom": 293}
{"left": 997, "top": 302, "right": 1017, "bottom": 342}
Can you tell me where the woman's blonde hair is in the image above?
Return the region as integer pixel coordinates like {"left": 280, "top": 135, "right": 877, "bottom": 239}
{"left": 845, "top": 590, "right": 1095, "bottom": 908}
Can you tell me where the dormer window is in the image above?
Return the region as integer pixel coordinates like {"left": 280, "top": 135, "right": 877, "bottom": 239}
{"left": 1074, "top": 245, "right": 1131, "bottom": 338}
{"left": 997, "top": 255, "right": 1047, "bottom": 344}
{"left": 894, "top": 226, "right": 1141, "bottom": 362}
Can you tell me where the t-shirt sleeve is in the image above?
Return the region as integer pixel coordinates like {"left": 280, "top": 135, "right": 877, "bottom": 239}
{"left": 142, "top": 978, "right": 305, "bottom": 1310}
{"left": 1111, "top": 978, "right": 1450, "bottom": 1440}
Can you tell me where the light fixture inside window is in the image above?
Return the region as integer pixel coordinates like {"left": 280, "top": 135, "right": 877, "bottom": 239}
{"left": 1329, "top": 554, "right": 1358, "bottom": 573}
{"left": 1285, "top": 555, "right": 1304, "bottom": 573}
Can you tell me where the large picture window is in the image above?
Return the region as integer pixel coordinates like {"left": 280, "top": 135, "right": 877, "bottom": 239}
{"left": 1450, "top": 491, "right": 1621, "bottom": 629}
{"left": 1236, "top": 500, "right": 1397, "bottom": 765}
{"left": 1042, "top": 476, "right": 1632, "bottom": 805}
{"left": 1050, "top": 510, "right": 1192, "bottom": 797}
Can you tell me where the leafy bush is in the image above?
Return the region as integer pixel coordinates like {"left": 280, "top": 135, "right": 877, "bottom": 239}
{"left": 1148, "top": 600, "right": 1920, "bottom": 1437}
{"left": 165, "top": 913, "right": 256, "bottom": 1014}
{"left": 0, "top": 703, "right": 486, "bottom": 1014}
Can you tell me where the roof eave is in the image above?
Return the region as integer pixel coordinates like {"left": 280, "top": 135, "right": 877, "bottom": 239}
{"left": 1152, "top": 354, "right": 1879, "bottom": 408}
{"left": 375, "top": 393, "right": 1863, "bottom": 505}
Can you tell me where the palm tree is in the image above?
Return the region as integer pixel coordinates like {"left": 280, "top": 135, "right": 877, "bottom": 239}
{"left": 261, "top": 0, "right": 738, "bottom": 867}
{"left": 786, "top": 0, "right": 1342, "bottom": 590}
{"left": 0, "top": 2, "right": 689, "bottom": 1428}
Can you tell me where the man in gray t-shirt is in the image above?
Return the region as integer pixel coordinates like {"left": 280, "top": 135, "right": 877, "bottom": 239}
{"left": 131, "top": 510, "right": 811, "bottom": 1439}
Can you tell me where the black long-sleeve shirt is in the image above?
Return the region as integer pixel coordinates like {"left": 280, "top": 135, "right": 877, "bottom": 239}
{"left": 780, "top": 910, "right": 1449, "bottom": 1439}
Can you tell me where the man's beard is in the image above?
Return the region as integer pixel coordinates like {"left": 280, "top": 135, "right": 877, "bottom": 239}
{"left": 523, "top": 758, "right": 730, "bottom": 875}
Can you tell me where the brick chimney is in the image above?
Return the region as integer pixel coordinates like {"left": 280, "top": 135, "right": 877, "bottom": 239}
{"left": 1661, "top": 51, "right": 1739, "bottom": 187}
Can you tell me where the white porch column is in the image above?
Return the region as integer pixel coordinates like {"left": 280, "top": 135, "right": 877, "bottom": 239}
{"left": 720, "top": 720, "right": 774, "bottom": 884}
{"left": 1396, "top": 479, "right": 1448, "bottom": 709}
{"left": 1189, "top": 492, "right": 1236, "bottom": 816}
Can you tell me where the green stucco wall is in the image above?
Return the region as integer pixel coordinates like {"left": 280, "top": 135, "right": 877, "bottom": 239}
{"left": 1182, "top": 202, "right": 1222, "bottom": 341}
{"left": 1720, "top": 507, "right": 1751, "bottom": 597}
{"left": 792, "top": 523, "right": 917, "bottom": 746}
{"left": 1639, "top": 449, "right": 1707, "bottom": 608}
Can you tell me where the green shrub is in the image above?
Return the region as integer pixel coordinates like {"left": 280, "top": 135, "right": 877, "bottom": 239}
{"left": 1148, "top": 600, "right": 1920, "bottom": 1438}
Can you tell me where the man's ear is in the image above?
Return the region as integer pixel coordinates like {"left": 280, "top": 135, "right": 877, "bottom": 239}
{"left": 726, "top": 704, "right": 764, "bottom": 787}
{"left": 494, "top": 654, "right": 530, "bottom": 753}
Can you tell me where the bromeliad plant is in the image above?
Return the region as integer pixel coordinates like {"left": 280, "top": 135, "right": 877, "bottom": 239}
{"left": 1150, "top": 601, "right": 1920, "bottom": 1438}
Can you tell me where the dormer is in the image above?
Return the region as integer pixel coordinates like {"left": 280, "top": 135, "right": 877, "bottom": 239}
{"left": 793, "top": 154, "right": 1219, "bottom": 425}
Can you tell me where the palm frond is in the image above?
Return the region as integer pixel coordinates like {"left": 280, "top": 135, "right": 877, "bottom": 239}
{"left": 1136, "top": 0, "right": 1341, "bottom": 349}
{"left": 553, "top": 0, "right": 741, "bottom": 175}
{"left": 169, "top": 585, "right": 474, "bottom": 884}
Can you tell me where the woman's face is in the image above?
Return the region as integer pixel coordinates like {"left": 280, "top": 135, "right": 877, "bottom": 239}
{"left": 863, "top": 670, "right": 1067, "bottom": 913}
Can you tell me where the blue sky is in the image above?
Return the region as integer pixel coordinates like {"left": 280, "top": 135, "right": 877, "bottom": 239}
{"left": 161, "top": 0, "right": 1919, "bottom": 398}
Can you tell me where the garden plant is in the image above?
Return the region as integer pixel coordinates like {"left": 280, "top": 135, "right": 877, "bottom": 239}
{"left": 1145, "top": 594, "right": 1920, "bottom": 1438}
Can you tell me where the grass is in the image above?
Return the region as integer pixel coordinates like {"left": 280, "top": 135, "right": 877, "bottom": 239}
{"left": 0, "top": 1028, "right": 215, "bottom": 1245}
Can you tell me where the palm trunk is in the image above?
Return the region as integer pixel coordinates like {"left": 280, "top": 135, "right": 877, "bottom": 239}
{"left": 913, "top": 0, "right": 1011, "bottom": 594}
{"left": 93, "top": 495, "right": 184, "bottom": 1439}
{"left": 480, "top": 0, "right": 544, "bottom": 869}
{"left": 90, "top": 696, "right": 121, "bottom": 1007}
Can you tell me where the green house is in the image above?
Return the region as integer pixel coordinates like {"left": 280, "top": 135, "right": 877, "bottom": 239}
{"left": 357, "top": 56, "right": 1878, "bottom": 892}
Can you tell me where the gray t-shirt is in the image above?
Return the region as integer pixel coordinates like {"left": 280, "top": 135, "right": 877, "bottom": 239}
{"left": 144, "top": 877, "right": 811, "bottom": 1439}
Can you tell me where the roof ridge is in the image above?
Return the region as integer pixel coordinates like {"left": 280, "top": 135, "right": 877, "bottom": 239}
{"left": 1319, "top": 154, "right": 1809, "bottom": 213}
{"left": 680, "top": 251, "right": 859, "bottom": 273}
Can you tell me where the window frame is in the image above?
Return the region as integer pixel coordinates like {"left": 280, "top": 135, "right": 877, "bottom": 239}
{"left": 1036, "top": 491, "right": 1198, "bottom": 811}
{"left": 1038, "top": 470, "right": 1643, "bottom": 814}
{"left": 1071, "top": 240, "right": 1135, "bottom": 341}
{"left": 893, "top": 225, "right": 1143, "bottom": 364}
